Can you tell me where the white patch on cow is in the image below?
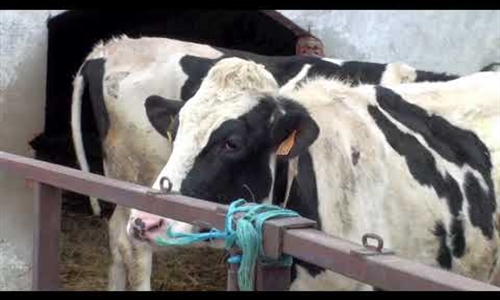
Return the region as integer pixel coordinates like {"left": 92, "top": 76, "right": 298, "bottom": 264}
{"left": 282, "top": 157, "right": 298, "bottom": 208}
{"left": 322, "top": 57, "right": 344, "bottom": 66}
{"left": 279, "top": 64, "right": 312, "bottom": 94}
{"left": 380, "top": 62, "right": 417, "bottom": 86}
{"left": 263, "top": 153, "right": 277, "bottom": 205}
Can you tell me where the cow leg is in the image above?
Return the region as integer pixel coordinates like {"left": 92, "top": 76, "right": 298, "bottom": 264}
{"left": 108, "top": 236, "right": 127, "bottom": 290}
{"left": 101, "top": 159, "right": 127, "bottom": 290}
{"left": 107, "top": 206, "right": 129, "bottom": 290}
{"left": 108, "top": 205, "right": 153, "bottom": 291}
{"left": 123, "top": 242, "right": 153, "bottom": 291}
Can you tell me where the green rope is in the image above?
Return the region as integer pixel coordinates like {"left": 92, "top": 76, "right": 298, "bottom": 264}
{"left": 154, "top": 199, "right": 300, "bottom": 291}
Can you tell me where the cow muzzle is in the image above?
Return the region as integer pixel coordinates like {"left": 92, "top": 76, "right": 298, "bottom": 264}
{"left": 127, "top": 209, "right": 198, "bottom": 247}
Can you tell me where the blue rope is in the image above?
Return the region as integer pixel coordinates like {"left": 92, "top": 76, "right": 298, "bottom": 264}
{"left": 154, "top": 199, "right": 300, "bottom": 291}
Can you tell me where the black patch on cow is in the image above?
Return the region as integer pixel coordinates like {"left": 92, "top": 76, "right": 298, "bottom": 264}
{"left": 217, "top": 48, "right": 328, "bottom": 86}
{"left": 433, "top": 221, "right": 452, "bottom": 269}
{"left": 415, "top": 70, "right": 459, "bottom": 82}
{"left": 368, "top": 105, "right": 464, "bottom": 215}
{"left": 177, "top": 52, "right": 460, "bottom": 112}
{"left": 287, "top": 152, "right": 326, "bottom": 279}
{"left": 480, "top": 62, "right": 500, "bottom": 72}
{"left": 373, "top": 86, "right": 496, "bottom": 239}
{"left": 178, "top": 52, "right": 407, "bottom": 105}
{"left": 169, "top": 113, "right": 180, "bottom": 141}
{"left": 262, "top": 56, "right": 320, "bottom": 86}
{"left": 180, "top": 99, "right": 277, "bottom": 204}
{"left": 290, "top": 258, "right": 325, "bottom": 283}
{"left": 287, "top": 153, "right": 322, "bottom": 229}
{"left": 450, "top": 217, "right": 466, "bottom": 257}
{"left": 270, "top": 97, "right": 320, "bottom": 159}
{"left": 179, "top": 55, "right": 217, "bottom": 101}
{"left": 81, "top": 58, "right": 109, "bottom": 140}
{"left": 351, "top": 147, "right": 360, "bottom": 166}
{"left": 337, "top": 61, "right": 386, "bottom": 84}
{"left": 464, "top": 172, "right": 496, "bottom": 239}
{"left": 272, "top": 158, "right": 289, "bottom": 206}
{"left": 144, "top": 95, "right": 184, "bottom": 138}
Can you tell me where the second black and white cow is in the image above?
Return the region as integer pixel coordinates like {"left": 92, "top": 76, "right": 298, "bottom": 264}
{"left": 127, "top": 57, "right": 500, "bottom": 290}
{"left": 71, "top": 35, "right": 463, "bottom": 290}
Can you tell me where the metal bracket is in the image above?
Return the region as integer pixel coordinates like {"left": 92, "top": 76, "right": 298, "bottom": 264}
{"left": 262, "top": 217, "right": 317, "bottom": 260}
{"left": 146, "top": 176, "right": 174, "bottom": 196}
{"left": 351, "top": 233, "right": 396, "bottom": 257}
{"left": 215, "top": 203, "right": 317, "bottom": 260}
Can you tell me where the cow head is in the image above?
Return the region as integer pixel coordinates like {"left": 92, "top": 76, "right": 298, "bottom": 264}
{"left": 127, "top": 57, "right": 319, "bottom": 246}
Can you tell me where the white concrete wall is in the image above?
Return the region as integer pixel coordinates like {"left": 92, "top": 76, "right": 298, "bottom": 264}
{"left": 0, "top": 10, "right": 64, "bottom": 262}
{"left": 279, "top": 10, "right": 500, "bottom": 75}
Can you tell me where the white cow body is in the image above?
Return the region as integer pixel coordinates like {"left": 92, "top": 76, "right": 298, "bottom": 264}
{"left": 70, "top": 36, "right": 464, "bottom": 290}
{"left": 128, "top": 58, "right": 500, "bottom": 290}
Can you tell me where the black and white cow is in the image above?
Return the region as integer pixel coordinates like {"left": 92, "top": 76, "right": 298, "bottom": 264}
{"left": 71, "top": 35, "right": 462, "bottom": 290}
{"left": 126, "top": 57, "right": 500, "bottom": 290}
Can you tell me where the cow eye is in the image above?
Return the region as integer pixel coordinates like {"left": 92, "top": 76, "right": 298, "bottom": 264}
{"left": 224, "top": 136, "right": 241, "bottom": 151}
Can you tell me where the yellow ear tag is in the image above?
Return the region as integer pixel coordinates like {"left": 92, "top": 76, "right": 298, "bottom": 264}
{"left": 276, "top": 130, "right": 297, "bottom": 156}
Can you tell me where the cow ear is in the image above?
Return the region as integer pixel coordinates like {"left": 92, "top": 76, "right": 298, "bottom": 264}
{"left": 144, "top": 95, "right": 185, "bottom": 138}
{"left": 271, "top": 110, "right": 319, "bottom": 159}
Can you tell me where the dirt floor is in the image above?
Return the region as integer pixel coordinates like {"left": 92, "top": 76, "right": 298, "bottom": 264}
{"left": 60, "top": 196, "right": 228, "bottom": 291}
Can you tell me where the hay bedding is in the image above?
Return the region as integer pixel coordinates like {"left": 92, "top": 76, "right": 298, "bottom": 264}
{"left": 60, "top": 197, "right": 227, "bottom": 291}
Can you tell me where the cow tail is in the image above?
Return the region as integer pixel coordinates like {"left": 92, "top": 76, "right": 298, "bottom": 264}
{"left": 71, "top": 71, "right": 102, "bottom": 216}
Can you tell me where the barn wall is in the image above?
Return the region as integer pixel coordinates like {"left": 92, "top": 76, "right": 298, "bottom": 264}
{"left": 0, "top": 10, "right": 65, "bottom": 262}
{"left": 279, "top": 10, "right": 500, "bottom": 75}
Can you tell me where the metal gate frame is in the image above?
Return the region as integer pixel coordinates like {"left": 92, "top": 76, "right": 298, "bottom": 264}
{"left": 1, "top": 151, "right": 499, "bottom": 291}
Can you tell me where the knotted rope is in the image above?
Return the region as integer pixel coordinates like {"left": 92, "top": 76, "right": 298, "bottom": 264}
{"left": 154, "top": 199, "right": 300, "bottom": 291}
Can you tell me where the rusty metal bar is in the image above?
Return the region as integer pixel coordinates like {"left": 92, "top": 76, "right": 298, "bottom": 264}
{"left": 0, "top": 151, "right": 227, "bottom": 229}
{"left": 282, "top": 229, "right": 499, "bottom": 291}
{"left": 255, "top": 262, "right": 291, "bottom": 291}
{"left": 1, "top": 151, "right": 499, "bottom": 291}
{"left": 261, "top": 217, "right": 317, "bottom": 260}
{"left": 226, "top": 263, "right": 240, "bottom": 291}
{"left": 32, "top": 182, "right": 61, "bottom": 291}
{"left": 226, "top": 248, "right": 240, "bottom": 291}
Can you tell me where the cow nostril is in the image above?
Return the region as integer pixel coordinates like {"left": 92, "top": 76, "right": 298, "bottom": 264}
{"left": 148, "top": 219, "right": 164, "bottom": 232}
{"left": 134, "top": 218, "right": 145, "bottom": 229}
{"left": 199, "top": 228, "right": 211, "bottom": 234}
{"left": 132, "top": 227, "right": 143, "bottom": 240}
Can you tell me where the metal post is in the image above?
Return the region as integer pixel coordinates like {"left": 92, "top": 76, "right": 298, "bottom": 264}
{"left": 226, "top": 263, "right": 240, "bottom": 291}
{"left": 255, "top": 261, "right": 291, "bottom": 291}
{"left": 226, "top": 249, "right": 241, "bottom": 291}
{"left": 32, "top": 182, "right": 61, "bottom": 291}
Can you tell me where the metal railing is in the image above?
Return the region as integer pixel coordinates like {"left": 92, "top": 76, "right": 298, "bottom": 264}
{"left": 0, "top": 150, "right": 499, "bottom": 291}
